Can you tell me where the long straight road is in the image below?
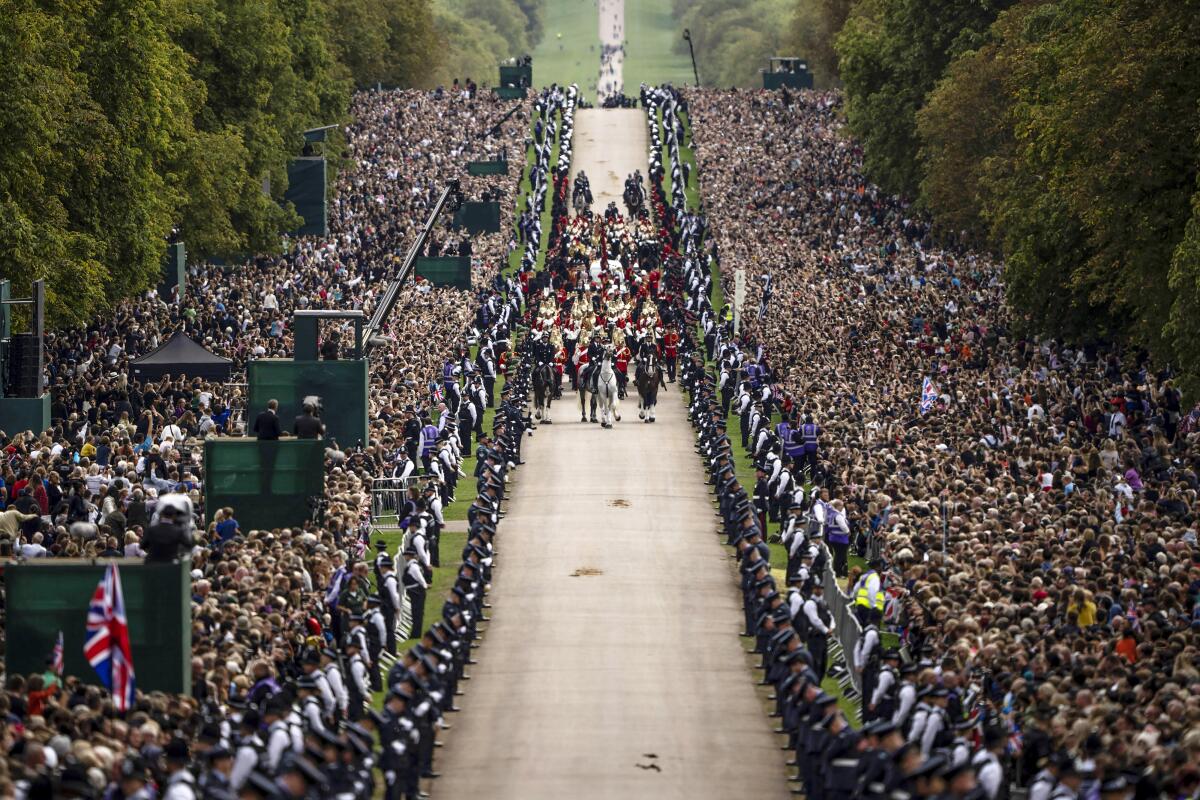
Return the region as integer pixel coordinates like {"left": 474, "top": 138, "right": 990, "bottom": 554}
{"left": 434, "top": 110, "right": 788, "bottom": 800}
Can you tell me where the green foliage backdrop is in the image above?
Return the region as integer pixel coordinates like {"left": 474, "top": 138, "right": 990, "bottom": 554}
{"left": 0, "top": 0, "right": 543, "bottom": 327}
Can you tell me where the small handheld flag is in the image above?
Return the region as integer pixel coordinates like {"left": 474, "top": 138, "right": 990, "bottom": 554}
{"left": 919, "top": 376, "right": 938, "bottom": 416}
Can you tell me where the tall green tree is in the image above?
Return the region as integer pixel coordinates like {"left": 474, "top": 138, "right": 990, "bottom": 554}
{"left": 0, "top": 4, "right": 109, "bottom": 324}
{"left": 836, "top": 0, "right": 1015, "bottom": 196}
{"left": 787, "top": 0, "right": 853, "bottom": 87}
{"left": 917, "top": 0, "right": 1200, "bottom": 384}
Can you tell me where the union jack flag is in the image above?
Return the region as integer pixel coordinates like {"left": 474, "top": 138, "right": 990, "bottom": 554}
{"left": 50, "top": 630, "right": 63, "bottom": 677}
{"left": 919, "top": 376, "right": 938, "bottom": 416}
{"left": 84, "top": 564, "right": 136, "bottom": 712}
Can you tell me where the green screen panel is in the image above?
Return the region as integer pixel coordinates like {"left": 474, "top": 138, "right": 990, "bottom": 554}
{"left": 454, "top": 202, "right": 501, "bottom": 234}
{"left": 247, "top": 358, "right": 368, "bottom": 448}
{"left": 5, "top": 560, "right": 192, "bottom": 694}
{"left": 416, "top": 257, "right": 472, "bottom": 289}
{"left": 499, "top": 64, "right": 532, "bottom": 87}
{"left": 467, "top": 160, "right": 509, "bottom": 176}
{"left": 203, "top": 439, "right": 325, "bottom": 532}
{"left": 285, "top": 157, "right": 328, "bottom": 236}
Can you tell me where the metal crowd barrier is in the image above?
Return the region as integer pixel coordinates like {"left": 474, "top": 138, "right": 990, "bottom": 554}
{"left": 821, "top": 543, "right": 865, "bottom": 696}
{"left": 370, "top": 476, "right": 423, "bottom": 522}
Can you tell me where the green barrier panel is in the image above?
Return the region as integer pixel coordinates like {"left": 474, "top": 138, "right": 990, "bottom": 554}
{"left": 494, "top": 86, "right": 527, "bottom": 100}
{"left": 247, "top": 358, "right": 369, "bottom": 448}
{"left": 285, "top": 157, "right": 328, "bottom": 236}
{"left": 467, "top": 160, "right": 509, "bottom": 176}
{"left": 763, "top": 71, "right": 814, "bottom": 90}
{"left": 415, "top": 257, "right": 472, "bottom": 289}
{"left": 454, "top": 202, "right": 501, "bottom": 234}
{"left": 0, "top": 394, "right": 51, "bottom": 435}
{"left": 499, "top": 64, "right": 532, "bottom": 88}
{"left": 203, "top": 438, "right": 325, "bottom": 532}
{"left": 5, "top": 559, "right": 192, "bottom": 694}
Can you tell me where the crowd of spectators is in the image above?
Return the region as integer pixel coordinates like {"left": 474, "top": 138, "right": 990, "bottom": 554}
{"left": 0, "top": 86, "right": 531, "bottom": 798}
{"left": 684, "top": 86, "right": 1200, "bottom": 795}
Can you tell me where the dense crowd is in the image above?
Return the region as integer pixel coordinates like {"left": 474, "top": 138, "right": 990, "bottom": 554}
{"left": 0, "top": 85, "right": 537, "bottom": 799}
{"left": 680, "top": 85, "right": 1200, "bottom": 797}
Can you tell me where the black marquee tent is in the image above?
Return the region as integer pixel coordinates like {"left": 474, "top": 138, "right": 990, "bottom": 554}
{"left": 130, "top": 332, "right": 234, "bottom": 382}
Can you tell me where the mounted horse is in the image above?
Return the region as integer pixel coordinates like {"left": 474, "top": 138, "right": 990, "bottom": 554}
{"left": 532, "top": 360, "right": 555, "bottom": 424}
{"left": 579, "top": 345, "right": 620, "bottom": 428}
{"left": 635, "top": 348, "right": 666, "bottom": 423}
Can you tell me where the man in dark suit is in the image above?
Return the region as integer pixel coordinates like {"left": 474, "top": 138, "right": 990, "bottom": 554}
{"left": 253, "top": 399, "right": 283, "bottom": 495}
{"left": 253, "top": 399, "right": 283, "bottom": 440}
{"left": 293, "top": 403, "right": 325, "bottom": 439}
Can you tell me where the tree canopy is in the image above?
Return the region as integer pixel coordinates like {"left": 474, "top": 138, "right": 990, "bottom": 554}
{"left": 0, "top": 0, "right": 545, "bottom": 326}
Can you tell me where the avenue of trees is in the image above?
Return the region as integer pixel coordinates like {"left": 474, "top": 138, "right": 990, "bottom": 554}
{"left": 0, "top": 0, "right": 542, "bottom": 326}
{"left": 678, "top": 0, "right": 1200, "bottom": 391}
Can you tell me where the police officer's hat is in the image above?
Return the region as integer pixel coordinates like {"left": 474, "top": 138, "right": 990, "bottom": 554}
{"left": 1100, "top": 776, "right": 1129, "bottom": 794}
{"left": 953, "top": 716, "right": 977, "bottom": 732}
{"left": 320, "top": 647, "right": 337, "bottom": 660}
{"left": 243, "top": 771, "right": 279, "bottom": 798}
{"left": 281, "top": 754, "right": 328, "bottom": 787}
{"left": 865, "top": 719, "right": 899, "bottom": 737}
{"left": 316, "top": 727, "right": 344, "bottom": 750}
{"left": 386, "top": 685, "right": 415, "bottom": 703}
{"left": 882, "top": 649, "right": 901, "bottom": 661}
{"left": 900, "top": 662, "right": 919, "bottom": 675}
{"left": 789, "top": 500, "right": 805, "bottom": 511}
{"left": 813, "top": 691, "right": 838, "bottom": 707}
{"left": 348, "top": 613, "right": 364, "bottom": 623}
{"left": 908, "top": 754, "right": 947, "bottom": 780}
{"left": 301, "top": 648, "right": 321, "bottom": 665}
{"left": 296, "top": 675, "right": 318, "bottom": 691}
{"left": 205, "top": 744, "right": 232, "bottom": 762}
{"left": 367, "top": 595, "right": 381, "bottom": 606}
{"left": 928, "top": 686, "right": 949, "bottom": 698}
{"left": 939, "top": 759, "right": 972, "bottom": 780}
{"left": 377, "top": 554, "right": 394, "bottom": 567}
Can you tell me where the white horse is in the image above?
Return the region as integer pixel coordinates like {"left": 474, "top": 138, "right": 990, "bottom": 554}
{"left": 594, "top": 347, "right": 620, "bottom": 428}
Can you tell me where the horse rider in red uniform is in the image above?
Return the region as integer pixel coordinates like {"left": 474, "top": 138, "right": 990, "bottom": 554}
{"left": 613, "top": 336, "right": 632, "bottom": 398}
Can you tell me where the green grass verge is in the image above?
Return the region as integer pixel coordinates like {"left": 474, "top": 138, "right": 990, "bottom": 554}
{"left": 533, "top": 0, "right": 604, "bottom": 95}
{"left": 533, "top": 0, "right": 695, "bottom": 97}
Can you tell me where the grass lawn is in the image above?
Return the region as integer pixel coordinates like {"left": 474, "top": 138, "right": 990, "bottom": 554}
{"left": 533, "top": 0, "right": 603, "bottom": 95}
{"left": 622, "top": 0, "right": 695, "bottom": 91}
{"left": 533, "top": 0, "right": 696, "bottom": 96}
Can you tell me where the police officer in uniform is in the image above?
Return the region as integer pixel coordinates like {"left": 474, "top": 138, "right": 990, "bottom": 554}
{"left": 345, "top": 637, "right": 371, "bottom": 723}
{"left": 870, "top": 649, "right": 902, "bottom": 722}
{"left": 401, "top": 547, "right": 429, "bottom": 640}
{"left": 379, "top": 686, "right": 420, "bottom": 800}
{"left": 854, "top": 620, "right": 882, "bottom": 724}
{"left": 377, "top": 555, "right": 401, "bottom": 656}
{"left": 800, "top": 579, "right": 832, "bottom": 679}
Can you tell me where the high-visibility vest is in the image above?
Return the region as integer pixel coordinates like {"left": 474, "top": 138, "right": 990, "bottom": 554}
{"left": 854, "top": 570, "right": 885, "bottom": 609}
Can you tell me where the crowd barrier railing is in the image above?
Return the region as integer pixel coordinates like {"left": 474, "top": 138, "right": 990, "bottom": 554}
{"left": 821, "top": 543, "right": 865, "bottom": 697}
{"left": 370, "top": 476, "right": 423, "bottom": 522}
